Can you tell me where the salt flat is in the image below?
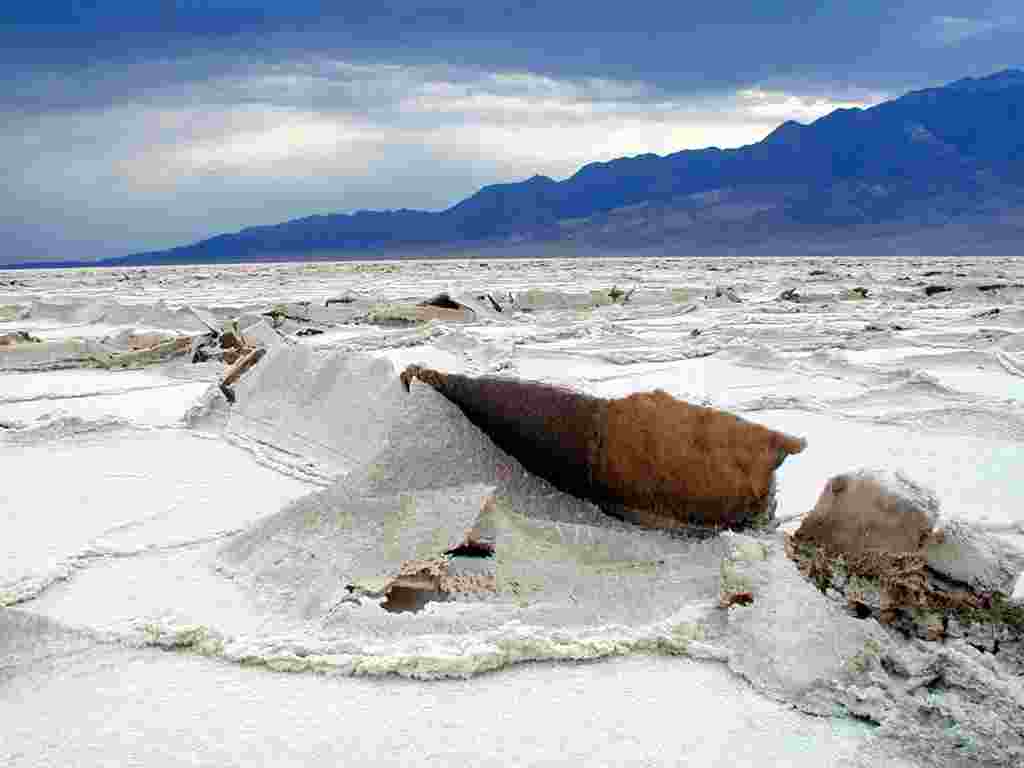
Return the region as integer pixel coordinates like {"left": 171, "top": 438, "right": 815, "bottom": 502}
{"left": 2, "top": 255, "right": 1023, "bottom": 767}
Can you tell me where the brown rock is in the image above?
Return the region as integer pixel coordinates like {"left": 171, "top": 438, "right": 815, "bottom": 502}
{"left": 220, "top": 330, "right": 243, "bottom": 350}
{"left": 601, "top": 390, "right": 805, "bottom": 530}
{"left": 400, "top": 365, "right": 806, "bottom": 531}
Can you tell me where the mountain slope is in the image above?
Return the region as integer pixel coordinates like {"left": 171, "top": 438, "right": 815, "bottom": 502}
{"left": 111, "top": 69, "right": 1024, "bottom": 264}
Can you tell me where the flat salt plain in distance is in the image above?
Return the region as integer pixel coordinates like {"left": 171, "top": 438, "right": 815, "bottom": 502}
{"left": 2, "top": 255, "right": 1022, "bottom": 768}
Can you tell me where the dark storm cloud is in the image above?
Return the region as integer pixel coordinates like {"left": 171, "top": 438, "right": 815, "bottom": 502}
{"left": 3, "top": 2, "right": 1019, "bottom": 105}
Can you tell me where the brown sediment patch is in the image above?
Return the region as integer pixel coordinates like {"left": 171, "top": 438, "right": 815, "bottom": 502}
{"left": 721, "top": 591, "right": 754, "bottom": 608}
{"left": 120, "top": 332, "right": 174, "bottom": 350}
{"left": 380, "top": 557, "right": 496, "bottom": 613}
{"left": 400, "top": 366, "right": 807, "bottom": 531}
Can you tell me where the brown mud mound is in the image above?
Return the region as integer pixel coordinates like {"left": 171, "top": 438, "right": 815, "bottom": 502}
{"left": 418, "top": 292, "right": 465, "bottom": 311}
{"left": 400, "top": 365, "right": 807, "bottom": 531}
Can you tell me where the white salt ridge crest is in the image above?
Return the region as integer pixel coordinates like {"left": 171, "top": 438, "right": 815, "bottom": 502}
{"left": 0, "top": 413, "right": 136, "bottom": 443}
{"left": 21, "top": 299, "right": 214, "bottom": 332}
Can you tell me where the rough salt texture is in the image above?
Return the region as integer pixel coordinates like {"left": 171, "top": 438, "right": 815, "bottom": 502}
{"left": 0, "top": 609, "right": 98, "bottom": 681}
{"left": 723, "top": 534, "right": 892, "bottom": 711}
{"left": 724, "top": 534, "right": 1024, "bottom": 768}
{"left": 215, "top": 378, "right": 734, "bottom": 643}
{"left": 223, "top": 347, "right": 406, "bottom": 473}
{"left": 925, "top": 517, "right": 1024, "bottom": 596}
{"left": 218, "top": 482, "right": 494, "bottom": 620}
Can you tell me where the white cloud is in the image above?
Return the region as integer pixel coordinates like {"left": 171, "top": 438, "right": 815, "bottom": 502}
{"left": 921, "top": 15, "right": 1017, "bottom": 47}
{"left": 0, "top": 56, "right": 895, "bottom": 257}
{"left": 733, "top": 88, "right": 883, "bottom": 123}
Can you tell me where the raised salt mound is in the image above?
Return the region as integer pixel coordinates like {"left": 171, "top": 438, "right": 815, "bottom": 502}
{"left": 219, "top": 482, "right": 495, "bottom": 620}
{"left": 25, "top": 299, "right": 209, "bottom": 332}
{"left": 997, "top": 332, "right": 1024, "bottom": 376}
{"left": 0, "top": 339, "right": 110, "bottom": 372}
{"left": 222, "top": 346, "right": 406, "bottom": 474}
{"left": 217, "top": 376, "right": 728, "bottom": 636}
{"left": 514, "top": 289, "right": 615, "bottom": 312}
{"left": 401, "top": 366, "right": 806, "bottom": 531}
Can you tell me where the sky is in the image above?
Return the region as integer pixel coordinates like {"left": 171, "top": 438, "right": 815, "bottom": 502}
{"left": 1, "top": 2, "right": 1021, "bottom": 261}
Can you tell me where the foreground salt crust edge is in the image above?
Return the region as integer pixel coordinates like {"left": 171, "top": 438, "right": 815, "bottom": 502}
{"left": 130, "top": 600, "right": 725, "bottom": 680}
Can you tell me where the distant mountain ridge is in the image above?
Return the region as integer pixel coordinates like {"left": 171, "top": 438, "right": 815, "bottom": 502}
{"left": 20, "top": 69, "right": 1024, "bottom": 266}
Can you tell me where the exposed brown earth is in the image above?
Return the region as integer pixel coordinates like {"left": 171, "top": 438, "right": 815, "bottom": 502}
{"left": 400, "top": 365, "right": 806, "bottom": 531}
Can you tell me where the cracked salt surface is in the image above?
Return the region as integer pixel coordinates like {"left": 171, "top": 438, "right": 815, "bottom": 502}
{"left": 3, "top": 256, "right": 1024, "bottom": 766}
{"left": 0, "top": 429, "right": 313, "bottom": 606}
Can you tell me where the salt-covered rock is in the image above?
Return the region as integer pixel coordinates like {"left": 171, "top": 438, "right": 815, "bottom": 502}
{"left": 796, "top": 468, "right": 1024, "bottom": 597}
{"left": 514, "top": 289, "right": 614, "bottom": 312}
{"left": 925, "top": 518, "right": 1024, "bottom": 595}
{"left": 239, "top": 318, "right": 283, "bottom": 349}
{"left": 795, "top": 468, "right": 940, "bottom": 557}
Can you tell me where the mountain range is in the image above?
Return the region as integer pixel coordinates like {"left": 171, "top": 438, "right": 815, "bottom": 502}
{"left": 18, "top": 69, "right": 1024, "bottom": 266}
